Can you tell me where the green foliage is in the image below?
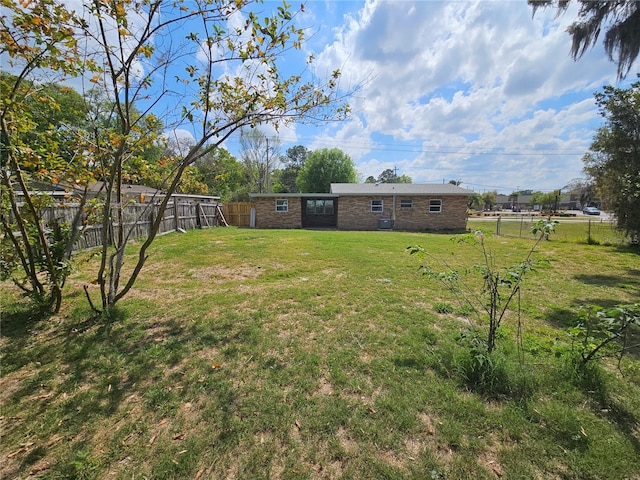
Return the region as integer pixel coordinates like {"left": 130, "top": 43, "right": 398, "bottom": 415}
{"left": 467, "top": 193, "right": 482, "bottom": 210}
{"left": 584, "top": 81, "right": 640, "bottom": 240}
{"left": 409, "top": 219, "right": 558, "bottom": 355}
{"left": 0, "top": 191, "right": 75, "bottom": 311}
{"left": 433, "top": 301, "right": 454, "bottom": 314}
{"left": 297, "top": 148, "right": 357, "bottom": 193}
{"left": 1, "top": 42, "right": 90, "bottom": 313}
{"left": 530, "top": 1, "right": 640, "bottom": 79}
{"left": 567, "top": 303, "right": 640, "bottom": 365}
{"left": 193, "top": 147, "right": 244, "bottom": 200}
{"left": 272, "top": 145, "right": 308, "bottom": 193}
{"left": 454, "top": 330, "right": 510, "bottom": 394}
{"left": 529, "top": 191, "right": 557, "bottom": 211}
{"left": 480, "top": 191, "right": 496, "bottom": 210}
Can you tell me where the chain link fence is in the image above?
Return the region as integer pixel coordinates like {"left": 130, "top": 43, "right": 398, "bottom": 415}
{"left": 467, "top": 215, "right": 628, "bottom": 245}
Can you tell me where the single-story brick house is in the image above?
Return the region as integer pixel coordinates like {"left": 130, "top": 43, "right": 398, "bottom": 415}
{"left": 249, "top": 183, "right": 474, "bottom": 231}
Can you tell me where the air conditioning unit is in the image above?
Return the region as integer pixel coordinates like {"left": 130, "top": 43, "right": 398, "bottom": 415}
{"left": 378, "top": 218, "right": 392, "bottom": 230}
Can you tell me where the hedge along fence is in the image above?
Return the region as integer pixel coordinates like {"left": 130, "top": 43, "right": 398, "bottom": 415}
{"left": 37, "top": 200, "right": 223, "bottom": 252}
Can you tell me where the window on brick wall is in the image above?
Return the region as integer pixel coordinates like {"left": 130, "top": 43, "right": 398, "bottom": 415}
{"left": 429, "top": 199, "right": 442, "bottom": 213}
{"left": 276, "top": 199, "right": 288, "bottom": 212}
{"left": 400, "top": 199, "right": 413, "bottom": 209}
{"left": 306, "top": 199, "right": 334, "bottom": 215}
{"left": 371, "top": 199, "right": 383, "bottom": 213}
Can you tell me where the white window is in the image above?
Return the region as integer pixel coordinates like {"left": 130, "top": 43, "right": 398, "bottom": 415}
{"left": 371, "top": 199, "right": 383, "bottom": 213}
{"left": 276, "top": 199, "right": 288, "bottom": 212}
{"left": 429, "top": 199, "right": 442, "bottom": 213}
{"left": 400, "top": 199, "right": 413, "bottom": 209}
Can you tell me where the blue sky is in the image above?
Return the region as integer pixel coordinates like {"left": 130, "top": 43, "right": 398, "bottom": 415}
{"left": 7, "top": 0, "right": 632, "bottom": 194}
{"left": 215, "top": 0, "right": 631, "bottom": 194}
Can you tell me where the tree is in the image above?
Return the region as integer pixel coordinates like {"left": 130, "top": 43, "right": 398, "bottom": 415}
{"left": 468, "top": 193, "right": 482, "bottom": 210}
{"left": 84, "top": 0, "right": 349, "bottom": 312}
{"left": 509, "top": 191, "right": 519, "bottom": 210}
{"left": 530, "top": 1, "right": 640, "bottom": 79}
{"left": 377, "top": 168, "right": 397, "bottom": 183}
{"left": 409, "top": 219, "right": 557, "bottom": 358}
{"left": 272, "top": 145, "right": 308, "bottom": 193}
{"left": 564, "top": 178, "right": 596, "bottom": 209}
{"left": 583, "top": 81, "right": 640, "bottom": 239}
{"left": 297, "top": 148, "right": 357, "bottom": 193}
{"left": 378, "top": 168, "right": 412, "bottom": 183}
{"left": 3, "top": 0, "right": 351, "bottom": 314}
{"left": 364, "top": 169, "right": 411, "bottom": 184}
{"left": 194, "top": 147, "right": 245, "bottom": 200}
{"left": 531, "top": 191, "right": 556, "bottom": 210}
{"left": 481, "top": 191, "right": 497, "bottom": 211}
{"left": 1, "top": 1, "right": 90, "bottom": 313}
{"left": 239, "top": 129, "right": 280, "bottom": 194}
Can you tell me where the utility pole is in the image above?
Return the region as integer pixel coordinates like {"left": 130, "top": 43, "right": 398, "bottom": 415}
{"left": 260, "top": 137, "right": 269, "bottom": 193}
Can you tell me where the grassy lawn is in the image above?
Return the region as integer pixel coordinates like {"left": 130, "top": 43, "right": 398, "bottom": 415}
{"left": 1, "top": 227, "right": 639, "bottom": 479}
{"left": 468, "top": 217, "right": 628, "bottom": 245}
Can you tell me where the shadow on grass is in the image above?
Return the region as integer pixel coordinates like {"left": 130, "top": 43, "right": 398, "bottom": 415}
{"left": 566, "top": 360, "right": 640, "bottom": 455}
{"left": 614, "top": 244, "right": 640, "bottom": 255}
{"left": 544, "top": 304, "right": 640, "bottom": 455}
{"left": 2, "top": 308, "right": 145, "bottom": 473}
{"left": 0, "top": 304, "right": 50, "bottom": 339}
{"left": 0, "top": 304, "right": 60, "bottom": 382}
{"left": 574, "top": 272, "right": 640, "bottom": 293}
{"left": 547, "top": 305, "right": 640, "bottom": 361}
{"left": 2, "top": 298, "right": 261, "bottom": 479}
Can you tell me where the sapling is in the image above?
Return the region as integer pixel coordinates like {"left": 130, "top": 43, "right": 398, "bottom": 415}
{"left": 408, "top": 219, "right": 557, "bottom": 354}
{"left": 569, "top": 303, "right": 640, "bottom": 366}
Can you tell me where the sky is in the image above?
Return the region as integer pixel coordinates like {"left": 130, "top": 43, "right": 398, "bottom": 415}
{"left": 5, "top": 0, "right": 633, "bottom": 194}
{"left": 215, "top": 0, "right": 632, "bottom": 194}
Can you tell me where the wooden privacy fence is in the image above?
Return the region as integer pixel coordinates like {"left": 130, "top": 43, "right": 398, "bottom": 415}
{"left": 222, "top": 202, "right": 254, "bottom": 227}
{"left": 38, "top": 200, "right": 225, "bottom": 252}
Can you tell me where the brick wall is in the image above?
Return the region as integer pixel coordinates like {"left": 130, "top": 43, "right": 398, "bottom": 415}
{"left": 337, "top": 195, "right": 468, "bottom": 232}
{"left": 254, "top": 197, "right": 302, "bottom": 228}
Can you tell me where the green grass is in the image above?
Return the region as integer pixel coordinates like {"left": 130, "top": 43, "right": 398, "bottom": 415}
{"left": 1, "top": 227, "right": 639, "bottom": 479}
{"left": 468, "top": 216, "right": 629, "bottom": 245}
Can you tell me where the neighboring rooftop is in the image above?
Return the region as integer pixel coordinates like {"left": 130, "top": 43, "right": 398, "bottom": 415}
{"left": 330, "top": 183, "right": 475, "bottom": 196}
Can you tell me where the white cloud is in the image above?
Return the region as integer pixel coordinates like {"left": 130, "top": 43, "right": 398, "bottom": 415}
{"left": 303, "top": 0, "right": 623, "bottom": 191}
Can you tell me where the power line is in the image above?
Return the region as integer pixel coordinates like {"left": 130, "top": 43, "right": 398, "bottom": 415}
{"left": 224, "top": 134, "right": 588, "bottom": 157}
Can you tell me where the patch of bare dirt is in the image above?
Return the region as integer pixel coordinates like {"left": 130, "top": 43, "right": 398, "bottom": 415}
{"left": 312, "top": 376, "right": 335, "bottom": 397}
{"left": 187, "top": 265, "right": 263, "bottom": 282}
{"left": 478, "top": 447, "right": 504, "bottom": 478}
{"left": 336, "top": 426, "right": 358, "bottom": 454}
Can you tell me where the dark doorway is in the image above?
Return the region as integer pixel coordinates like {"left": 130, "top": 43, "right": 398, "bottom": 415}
{"left": 301, "top": 197, "right": 338, "bottom": 228}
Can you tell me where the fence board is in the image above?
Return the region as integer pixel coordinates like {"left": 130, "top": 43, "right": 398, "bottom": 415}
{"left": 23, "top": 200, "right": 224, "bottom": 252}
{"left": 223, "top": 202, "right": 253, "bottom": 227}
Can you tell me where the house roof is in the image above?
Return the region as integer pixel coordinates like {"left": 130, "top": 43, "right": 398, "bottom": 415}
{"left": 330, "top": 183, "right": 475, "bottom": 196}
{"left": 86, "top": 182, "right": 162, "bottom": 196}
{"left": 249, "top": 183, "right": 476, "bottom": 198}
{"left": 248, "top": 193, "right": 337, "bottom": 198}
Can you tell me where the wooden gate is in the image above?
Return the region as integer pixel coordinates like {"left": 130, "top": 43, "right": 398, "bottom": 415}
{"left": 222, "top": 202, "right": 254, "bottom": 227}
